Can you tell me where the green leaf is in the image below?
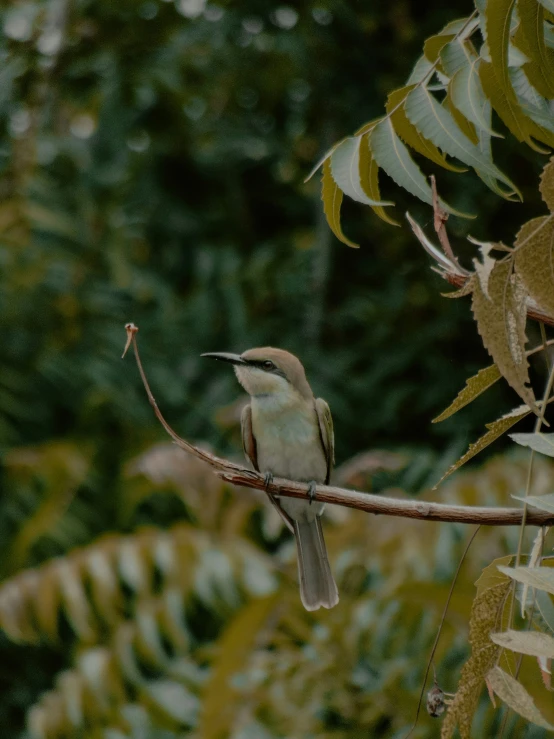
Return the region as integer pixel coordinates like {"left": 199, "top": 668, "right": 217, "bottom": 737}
{"left": 486, "top": 0, "right": 533, "bottom": 142}
{"left": 480, "top": 52, "right": 554, "bottom": 150}
{"left": 369, "top": 118, "right": 472, "bottom": 217}
{"left": 537, "top": 0, "right": 554, "bottom": 12}
{"left": 424, "top": 33, "right": 456, "bottom": 64}
{"left": 449, "top": 58, "right": 502, "bottom": 137}
{"left": 434, "top": 405, "right": 531, "bottom": 486}
{"left": 510, "top": 431, "right": 554, "bottom": 456}
{"left": 359, "top": 133, "right": 399, "bottom": 226}
{"left": 471, "top": 260, "right": 537, "bottom": 411}
{"left": 537, "top": 590, "right": 554, "bottom": 632}
{"left": 518, "top": 0, "right": 554, "bottom": 98}
{"left": 330, "top": 136, "right": 393, "bottom": 207}
{"left": 321, "top": 159, "right": 358, "bottom": 248}
{"left": 499, "top": 565, "right": 554, "bottom": 596}
{"left": 514, "top": 216, "right": 554, "bottom": 318}
{"left": 512, "top": 492, "right": 554, "bottom": 513}
{"left": 404, "top": 85, "right": 521, "bottom": 197}
{"left": 540, "top": 157, "right": 554, "bottom": 211}
{"left": 509, "top": 66, "right": 552, "bottom": 113}
{"left": 486, "top": 665, "right": 554, "bottom": 730}
{"left": 433, "top": 364, "right": 502, "bottom": 423}
{"left": 304, "top": 138, "right": 345, "bottom": 182}
{"left": 440, "top": 38, "right": 473, "bottom": 77}
{"left": 490, "top": 629, "right": 554, "bottom": 659}
{"left": 385, "top": 86, "right": 465, "bottom": 172}
{"left": 407, "top": 55, "right": 434, "bottom": 84}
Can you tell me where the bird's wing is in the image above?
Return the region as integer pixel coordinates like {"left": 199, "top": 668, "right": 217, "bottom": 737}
{"left": 315, "top": 398, "right": 335, "bottom": 484}
{"left": 241, "top": 403, "right": 259, "bottom": 471}
{"left": 241, "top": 402, "right": 294, "bottom": 534}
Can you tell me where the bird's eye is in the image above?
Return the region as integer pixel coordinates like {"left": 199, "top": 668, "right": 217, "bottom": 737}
{"left": 263, "top": 360, "right": 275, "bottom": 370}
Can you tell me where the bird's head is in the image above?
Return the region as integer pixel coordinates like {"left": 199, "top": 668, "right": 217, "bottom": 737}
{"left": 202, "top": 347, "right": 313, "bottom": 400}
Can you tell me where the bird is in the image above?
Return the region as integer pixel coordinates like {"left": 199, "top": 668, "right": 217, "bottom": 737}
{"left": 202, "top": 347, "right": 339, "bottom": 611}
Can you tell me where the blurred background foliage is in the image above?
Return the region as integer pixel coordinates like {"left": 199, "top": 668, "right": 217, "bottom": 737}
{"left": 1, "top": 0, "right": 554, "bottom": 737}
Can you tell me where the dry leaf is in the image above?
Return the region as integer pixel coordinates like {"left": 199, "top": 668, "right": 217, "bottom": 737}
{"left": 539, "top": 156, "right": 554, "bottom": 212}
{"left": 490, "top": 629, "right": 554, "bottom": 659}
{"left": 514, "top": 216, "right": 554, "bottom": 319}
{"left": 486, "top": 665, "right": 554, "bottom": 730}
{"left": 472, "top": 242, "right": 497, "bottom": 299}
{"left": 441, "top": 570, "right": 510, "bottom": 738}
{"left": 471, "top": 259, "right": 537, "bottom": 412}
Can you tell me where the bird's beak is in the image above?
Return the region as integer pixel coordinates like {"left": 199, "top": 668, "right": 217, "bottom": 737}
{"left": 201, "top": 352, "right": 247, "bottom": 366}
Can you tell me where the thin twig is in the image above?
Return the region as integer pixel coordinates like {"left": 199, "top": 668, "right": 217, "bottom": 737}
{"left": 407, "top": 218, "right": 554, "bottom": 328}
{"left": 430, "top": 175, "right": 458, "bottom": 267}
{"left": 122, "top": 324, "right": 554, "bottom": 528}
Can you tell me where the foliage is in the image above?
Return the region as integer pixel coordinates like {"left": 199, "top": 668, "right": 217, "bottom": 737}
{"left": 318, "top": 1, "right": 554, "bottom": 242}
{"left": 1, "top": 448, "right": 553, "bottom": 738}
{"left": 2, "top": 0, "right": 554, "bottom": 737}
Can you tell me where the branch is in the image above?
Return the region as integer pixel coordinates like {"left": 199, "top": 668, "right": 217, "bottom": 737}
{"left": 406, "top": 214, "right": 554, "bottom": 328}
{"left": 122, "top": 324, "right": 554, "bottom": 528}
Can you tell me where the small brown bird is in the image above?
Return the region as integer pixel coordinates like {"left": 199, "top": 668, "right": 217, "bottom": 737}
{"left": 202, "top": 347, "right": 339, "bottom": 611}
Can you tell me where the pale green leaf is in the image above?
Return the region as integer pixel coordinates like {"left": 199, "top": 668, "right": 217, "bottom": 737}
{"left": 510, "top": 431, "right": 554, "bottom": 456}
{"left": 512, "top": 492, "right": 554, "bottom": 513}
{"left": 433, "top": 364, "right": 502, "bottom": 423}
{"left": 537, "top": 590, "right": 554, "bottom": 632}
{"left": 514, "top": 216, "right": 554, "bottom": 318}
{"left": 142, "top": 679, "right": 199, "bottom": 725}
{"left": 359, "top": 133, "right": 399, "bottom": 226}
{"left": 510, "top": 67, "right": 552, "bottom": 113}
{"left": 521, "top": 527, "right": 547, "bottom": 617}
{"left": 440, "top": 38, "right": 473, "bottom": 77}
{"left": 434, "top": 405, "right": 531, "bottom": 486}
{"left": 404, "top": 85, "right": 521, "bottom": 197}
{"left": 321, "top": 159, "right": 358, "bottom": 248}
{"left": 486, "top": 665, "right": 554, "bottom": 730}
{"left": 537, "top": 0, "right": 554, "bottom": 12}
{"left": 407, "top": 55, "right": 434, "bottom": 84}
{"left": 491, "top": 629, "right": 554, "bottom": 659}
{"left": 330, "top": 136, "right": 393, "bottom": 207}
{"left": 385, "top": 87, "right": 465, "bottom": 172}
{"left": 450, "top": 58, "right": 502, "bottom": 137}
{"left": 499, "top": 565, "right": 554, "bottom": 595}
{"left": 369, "top": 118, "right": 472, "bottom": 217}
{"left": 479, "top": 60, "right": 531, "bottom": 143}
{"left": 540, "top": 157, "right": 554, "bottom": 212}
{"left": 471, "top": 260, "right": 537, "bottom": 411}
{"left": 304, "top": 138, "right": 345, "bottom": 183}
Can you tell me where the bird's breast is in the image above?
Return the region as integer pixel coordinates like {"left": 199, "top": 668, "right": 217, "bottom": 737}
{"left": 251, "top": 398, "right": 327, "bottom": 483}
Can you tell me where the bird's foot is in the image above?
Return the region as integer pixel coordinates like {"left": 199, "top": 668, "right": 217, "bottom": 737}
{"left": 308, "top": 480, "right": 317, "bottom": 505}
{"left": 264, "top": 472, "right": 274, "bottom": 491}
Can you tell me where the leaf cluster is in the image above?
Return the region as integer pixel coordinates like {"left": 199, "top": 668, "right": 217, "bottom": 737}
{"left": 318, "top": 1, "right": 554, "bottom": 243}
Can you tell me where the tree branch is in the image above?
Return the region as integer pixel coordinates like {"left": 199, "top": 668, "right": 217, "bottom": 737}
{"left": 123, "top": 324, "right": 554, "bottom": 528}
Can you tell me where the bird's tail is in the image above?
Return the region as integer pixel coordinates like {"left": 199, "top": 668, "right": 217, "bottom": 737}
{"left": 294, "top": 517, "right": 339, "bottom": 611}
